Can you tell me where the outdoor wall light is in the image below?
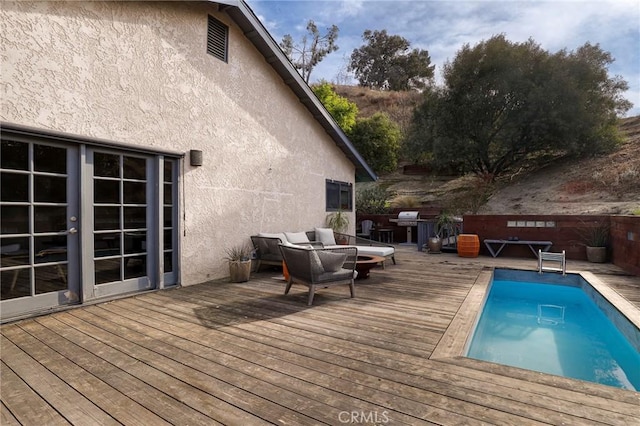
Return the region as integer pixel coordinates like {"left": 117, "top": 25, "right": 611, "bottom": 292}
{"left": 190, "top": 149, "right": 203, "bottom": 166}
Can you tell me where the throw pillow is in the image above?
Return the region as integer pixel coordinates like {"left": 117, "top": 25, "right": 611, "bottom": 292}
{"left": 316, "top": 251, "right": 347, "bottom": 272}
{"left": 314, "top": 227, "right": 337, "bottom": 246}
{"left": 284, "top": 231, "right": 310, "bottom": 244}
{"left": 309, "top": 250, "right": 325, "bottom": 275}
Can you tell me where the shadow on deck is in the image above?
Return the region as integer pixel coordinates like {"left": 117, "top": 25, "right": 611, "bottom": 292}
{"left": 2, "top": 247, "right": 639, "bottom": 425}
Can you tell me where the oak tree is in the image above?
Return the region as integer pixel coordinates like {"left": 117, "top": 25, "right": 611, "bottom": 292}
{"left": 349, "top": 29, "right": 434, "bottom": 91}
{"left": 407, "top": 35, "right": 631, "bottom": 178}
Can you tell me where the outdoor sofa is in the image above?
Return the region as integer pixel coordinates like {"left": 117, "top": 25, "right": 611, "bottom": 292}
{"left": 250, "top": 228, "right": 395, "bottom": 271}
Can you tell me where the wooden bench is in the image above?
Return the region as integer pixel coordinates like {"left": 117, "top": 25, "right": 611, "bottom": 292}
{"left": 483, "top": 239, "right": 553, "bottom": 259}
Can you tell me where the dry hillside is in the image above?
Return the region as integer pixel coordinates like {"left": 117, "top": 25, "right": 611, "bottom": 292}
{"left": 479, "top": 115, "right": 640, "bottom": 215}
{"left": 337, "top": 85, "right": 640, "bottom": 215}
{"left": 333, "top": 85, "right": 423, "bottom": 135}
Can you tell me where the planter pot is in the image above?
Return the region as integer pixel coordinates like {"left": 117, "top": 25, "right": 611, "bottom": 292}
{"left": 335, "top": 236, "right": 349, "bottom": 245}
{"left": 229, "top": 260, "right": 251, "bottom": 282}
{"left": 586, "top": 246, "right": 607, "bottom": 263}
{"left": 427, "top": 237, "right": 442, "bottom": 254}
{"left": 458, "top": 234, "right": 480, "bottom": 258}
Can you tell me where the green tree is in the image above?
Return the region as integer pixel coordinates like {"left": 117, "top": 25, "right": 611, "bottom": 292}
{"left": 349, "top": 113, "right": 401, "bottom": 173}
{"left": 356, "top": 186, "right": 392, "bottom": 214}
{"left": 349, "top": 29, "right": 435, "bottom": 91}
{"left": 404, "top": 87, "right": 444, "bottom": 166}
{"left": 312, "top": 82, "right": 358, "bottom": 133}
{"left": 407, "top": 35, "right": 631, "bottom": 177}
{"left": 280, "top": 20, "right": 339, "bottom": 84}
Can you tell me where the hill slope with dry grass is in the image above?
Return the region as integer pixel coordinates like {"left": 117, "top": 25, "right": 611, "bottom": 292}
{"left": 478, "top": 115, "right": 640, "bottom": 215}
{"left": 333, "top": 85, "right": 423, "bottom": 135}
{"left": 372, "top": 115, "right": 640, "bottom": 215}
{"left": 336, "top": 84, "right": 639, "bottom": 215}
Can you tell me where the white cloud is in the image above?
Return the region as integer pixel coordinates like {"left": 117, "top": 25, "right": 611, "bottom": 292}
{"left": 249, "top": 0, "right": 640, "bottom": 115}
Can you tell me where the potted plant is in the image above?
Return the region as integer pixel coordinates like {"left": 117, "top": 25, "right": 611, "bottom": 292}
{"left": 577, "top": 218, "right": 610, "bottom": 263}
{"left": 224, "top": 243, "right": 253, "bottom": 282}
{"left": 326, "top": 210, "right": 350, "bottom": 244}
{"left": 427, "top": 212, "right": 454, "bottom": 253}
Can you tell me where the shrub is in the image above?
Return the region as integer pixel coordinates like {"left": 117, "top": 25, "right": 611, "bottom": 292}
{"left": 576, "top": 218, "right": 610, "bottom": 247}
{"left": 390, "top": 195, "right": 421, "bottom": 208}
{"left": 356, "top": 186, "right": 392, "bottom": 214}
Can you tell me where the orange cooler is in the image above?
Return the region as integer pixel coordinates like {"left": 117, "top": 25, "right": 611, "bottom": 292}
{"left": 458, "top": 234, "right": 480, "bottom": 257}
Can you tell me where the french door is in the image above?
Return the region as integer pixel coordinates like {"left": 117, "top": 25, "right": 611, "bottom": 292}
{"left": 86, "top": 149, "right": 154, "bottom": 299}
{"left": 1, "top": 140, "right": 80, "bottom": 319}
{"left": 1, "top": 137, "right": 178, "bottom": 321}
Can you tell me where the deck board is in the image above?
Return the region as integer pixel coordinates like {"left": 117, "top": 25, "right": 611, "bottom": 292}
{"left": 0, "top": 333, "right": 114, "bottom": 425}
{"left": 0, "top": 359, "right": 70, "bottom": 426}
{"left": 1, "top": 248, "right": 639, "bottom": 425}
{"left": 2, "top": 324, "right": 170, "bottom": 426}
{"left": 0, "top": 400, "right": 20, "bottom": 426}
{"left": 89, "top": 295, "right": 533, "bottom": 424}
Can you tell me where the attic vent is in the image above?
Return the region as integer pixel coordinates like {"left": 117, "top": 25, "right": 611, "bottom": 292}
{"left": 207, "top": 15, "right": 228, "bottom": 62}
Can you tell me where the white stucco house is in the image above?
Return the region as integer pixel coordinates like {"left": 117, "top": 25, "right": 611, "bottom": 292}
{"left": 0, "top": 0, "right": 376, "bottom": 321}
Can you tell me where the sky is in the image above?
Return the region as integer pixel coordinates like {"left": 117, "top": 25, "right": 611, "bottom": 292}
{"left": 247, "top": 0, "right": 640, "bottom": 117}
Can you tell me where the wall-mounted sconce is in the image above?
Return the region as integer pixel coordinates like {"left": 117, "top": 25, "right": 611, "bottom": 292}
{"left": 190, "top": 149, "right": 203, "bottom": 166}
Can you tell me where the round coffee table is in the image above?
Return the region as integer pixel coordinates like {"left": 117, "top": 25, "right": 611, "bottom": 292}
{"left": 355, "top": 255, "right": 385, "bottom": 279}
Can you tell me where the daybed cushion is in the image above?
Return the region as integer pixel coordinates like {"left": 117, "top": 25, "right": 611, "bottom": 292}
{"left": 324, "top": 245, "right": 394, "bottom": 258}
{"left": 314, "top": 227, "right": 337, "bottom": 246}
{"left": 356, "top": 246, "right": 395, "bottom": 257}
{"left": 284, "top": 231, "right": 311, "bottom": 244}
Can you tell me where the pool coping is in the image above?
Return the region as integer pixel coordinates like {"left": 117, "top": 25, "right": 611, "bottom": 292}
{"left": 431, "top": 267, "right": 640, "bottom": 360}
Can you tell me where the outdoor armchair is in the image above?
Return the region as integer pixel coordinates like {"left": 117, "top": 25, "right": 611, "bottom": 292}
{"left": 278, "top": 244, "right": 357, "bottom": 306}
{"left": 250, "top": 235, "right": 285, "bottom": 271}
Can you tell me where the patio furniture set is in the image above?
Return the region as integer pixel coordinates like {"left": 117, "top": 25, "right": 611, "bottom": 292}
{"left": 250, "top": 228, "right": 395, "bottom": 305}
{"left": 250, "top": 228, "right": 559, "bottom": 306}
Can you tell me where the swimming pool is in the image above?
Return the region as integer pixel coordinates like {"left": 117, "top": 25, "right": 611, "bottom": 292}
{"left": 466, "top": 269, "right": 640, "bottom": 390}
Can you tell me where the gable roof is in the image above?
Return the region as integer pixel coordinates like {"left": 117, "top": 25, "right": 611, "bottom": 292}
{"left": 213, "top": 0, "right": 377, "bottom": 182}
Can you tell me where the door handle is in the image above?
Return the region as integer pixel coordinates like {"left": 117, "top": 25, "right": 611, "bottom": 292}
{"left": 68, "top": 227, "right": 78, "bottom": 234}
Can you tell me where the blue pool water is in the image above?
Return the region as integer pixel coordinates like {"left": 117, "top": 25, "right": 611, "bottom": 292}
{"left": 467, "top": 271, "right": 640, "bottom": 390}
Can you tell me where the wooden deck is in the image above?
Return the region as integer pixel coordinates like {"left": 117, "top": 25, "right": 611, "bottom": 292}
{"left": 2, "top": 247, "right": 639, "bottom": 425}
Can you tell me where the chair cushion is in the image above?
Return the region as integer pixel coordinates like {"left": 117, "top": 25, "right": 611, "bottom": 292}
{"left": 316, "top": 251, "right": 347, "bottom": 272}
{"left": 316, "top": 268, "right": 354, "bottom": 283}
{"left": 315, "top": 227, "right": 337, "bottom": 246}
{"left": 284, "top": 231, "right": 311, "bottom": 244}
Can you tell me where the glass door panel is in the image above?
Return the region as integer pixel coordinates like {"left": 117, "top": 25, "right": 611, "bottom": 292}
{"left": 1, "top": 140, "right": 79, "bottom": 318}
{"left": 162, "top": 159, "right": 177, "bottom": 283}
{"left": 91, "top": 150, "right": 150, "bottom": 296}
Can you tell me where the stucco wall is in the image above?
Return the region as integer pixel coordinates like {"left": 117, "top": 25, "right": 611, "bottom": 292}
{"left": 1, "top": 1, "right": 356, "bottom": 285}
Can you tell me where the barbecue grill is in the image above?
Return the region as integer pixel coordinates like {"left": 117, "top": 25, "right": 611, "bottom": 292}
{"left": 389, "top": 211, "right": 427, "bottom": 244}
